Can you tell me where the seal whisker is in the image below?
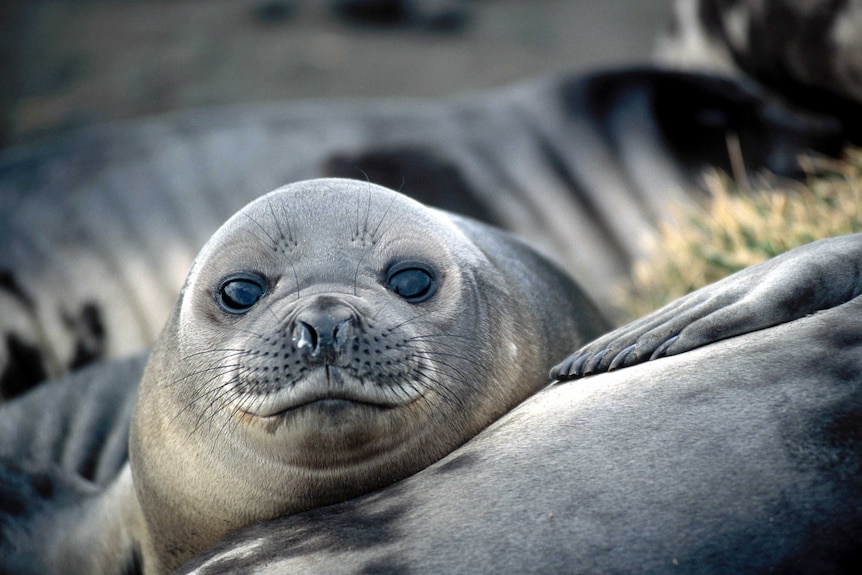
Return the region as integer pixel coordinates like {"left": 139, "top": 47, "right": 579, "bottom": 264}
{"left": 352, "top": 196, "right": 403, "bottom": 297}
{"left": 180, "top": 347, "right": 252, "bottom": 361}
{"left": 389, "top": 381, "right": 425, "bottom": 410}
{"left": 415, "top": 356, "right": 475, "bottom": 385}
{"left": 404, "top": 359, "right": 465, "bottom": 397}
{"left": 412, "top": 369, "right": 470, "bottom": 411}
{"left": 391, "top": 370, "right": 438, "bottom": 415}
{"left": 240, "top": 212, "right": 281, "bottom": 256}
{"left": 171, "top": 364, "right": 247, "bottom": 426}
{"left": 179, "top": 364, "right": 248, "bottom": 415}
{"left": 265, "top": 193, "right": 302, "bottom": 299}
{"left": 403, "top": 341, "right": 488, "bottom": 370}
{"left": 369, "top": 193, "right": 400, "bottom": 244}
{"left": 361, "top": 185, "right": 373, "bottom": 239}
{"left": 263, "top": 301, "right": 283, "bottom": 328}
{"left": 381, "top": 308, "right": 440, "bottom": 332}
{"left": 402, "top": 336, "right": 483, "bottom": 357}
{"left": 402, "top": 333, "right": 474, "bottom": 341}
{"left": 211, "top": 324, "right": 269, "bottom": 341}
{"left": 191, "top": 371, "right": 254, "bottom": 436}
{"left": 215, "top": 385, "right": 254, "bottom": 437}
{"left": 165, "top": 358, "right": 251, "bottom": 389}
{"left": 417, "top": 358, "right": 481, "bottom": 399}
{"left": 410, "top": 359, "right": 483, "bottom": 391}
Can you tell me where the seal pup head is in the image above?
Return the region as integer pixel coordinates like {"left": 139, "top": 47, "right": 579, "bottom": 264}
{"left": 128, "top": 178, "right": 607, "bottom": 572}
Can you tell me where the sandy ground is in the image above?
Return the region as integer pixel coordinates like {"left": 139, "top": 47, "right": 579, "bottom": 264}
{"left": 0, "top": 0, "right": 671, "bottom": 148}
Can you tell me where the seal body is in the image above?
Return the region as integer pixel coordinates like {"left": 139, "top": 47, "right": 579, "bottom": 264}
{"left": 0, "top": 178, "right": 607, "bottom": 574}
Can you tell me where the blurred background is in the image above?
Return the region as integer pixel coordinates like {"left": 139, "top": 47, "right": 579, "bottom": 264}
{"left": 0, "top": 0, "right": 671, "bottom": 148}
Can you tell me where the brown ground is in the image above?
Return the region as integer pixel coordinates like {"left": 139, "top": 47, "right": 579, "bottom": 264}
{"left": 0, "top": 0, "right": 670, "bottom": 148}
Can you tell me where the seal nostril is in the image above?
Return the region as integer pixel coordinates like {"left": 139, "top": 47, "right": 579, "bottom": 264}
{"left": 333, "top": 319, "right": 351, "bottom": 347}
{"left": 292, "top": 321, "right": 318, "bottom": 353}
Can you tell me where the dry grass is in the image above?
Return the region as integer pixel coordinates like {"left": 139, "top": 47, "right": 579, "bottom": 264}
{"left": 618, "top": 147, "right": 862, "bottom": 320}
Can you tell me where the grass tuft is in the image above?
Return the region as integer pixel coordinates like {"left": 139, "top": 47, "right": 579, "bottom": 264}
{"left": 618, "top": 147, "right": 862, "bottom": 320}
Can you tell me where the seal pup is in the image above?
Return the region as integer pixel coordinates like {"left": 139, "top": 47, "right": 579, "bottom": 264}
{"left": 176, "top": 233, "right": 862, "bottom": 575}
{"left": 0, "top": 178, "right": 607, "bottom": 574}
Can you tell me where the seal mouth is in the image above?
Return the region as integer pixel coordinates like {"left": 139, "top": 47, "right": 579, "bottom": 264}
{"left": 236, "top": 366, "right": 422, "bottom": 417}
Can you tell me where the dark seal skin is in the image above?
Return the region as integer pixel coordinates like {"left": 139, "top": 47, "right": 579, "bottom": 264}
{"left": 0, "top": 179, "right": 608, "bottom": 575}
{"left": 174, "top": 233, "right": 862, "bottom": 575}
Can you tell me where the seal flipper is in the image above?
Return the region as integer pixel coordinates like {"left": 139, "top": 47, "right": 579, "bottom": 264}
{"left": 552, "top": 233, "right": 862, "bottom": 380}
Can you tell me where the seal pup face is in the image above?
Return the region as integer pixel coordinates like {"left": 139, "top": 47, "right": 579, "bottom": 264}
{"left": 128, "top": 178, "right": 609, "bottom": 573}
{"left": 170, "top": 179, "right": 512, "bottom": 465}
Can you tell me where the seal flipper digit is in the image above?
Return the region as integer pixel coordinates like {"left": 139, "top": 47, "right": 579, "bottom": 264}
{"left": 552, "top": 233, "right": 862, "bottom": 380}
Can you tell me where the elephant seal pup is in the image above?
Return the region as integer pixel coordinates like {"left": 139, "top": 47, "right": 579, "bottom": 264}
{"left": 0, "top": 178, "right": 607, "bottom": 575}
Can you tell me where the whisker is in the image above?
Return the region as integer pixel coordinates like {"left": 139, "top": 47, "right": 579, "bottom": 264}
{"left": 242, "top": 211, "right": 279, "bottom": 252}
{"left": 165, "top": 360, "right": 248, "bottom": 389}
{"left": 176, "top": 366, "right": 246, "bottom": 418}
{"left": 180, "top": 347, "right": 251, "bottom": 361}
{"left": 369, "top": 193, "right": 399, "bottom": 243}
{"left": 265, "top": 194, "right": 302, "bottom": 300}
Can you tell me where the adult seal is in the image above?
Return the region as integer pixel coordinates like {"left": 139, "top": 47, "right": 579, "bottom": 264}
{"left": 0, "top": 178, "right": 608, "bottom": 574}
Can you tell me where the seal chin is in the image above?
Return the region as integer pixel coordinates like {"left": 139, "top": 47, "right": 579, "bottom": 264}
{"left": 236, "top": 366, "right": 423, "bottom": 418}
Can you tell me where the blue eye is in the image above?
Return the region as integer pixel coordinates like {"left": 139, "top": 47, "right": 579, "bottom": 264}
{"left": 217, "top": 274, "right": 267, "bottom": 314}
{"left": 385, "top": 262, "right": 437, "bottom": 303}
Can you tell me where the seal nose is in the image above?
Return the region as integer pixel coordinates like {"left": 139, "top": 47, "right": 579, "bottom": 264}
{"left": 290, "top": 300, "right": 358, "bottom": 364}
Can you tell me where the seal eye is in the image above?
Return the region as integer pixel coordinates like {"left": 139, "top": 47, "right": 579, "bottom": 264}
{"left": 217, "top": 274, "right": 267, "bottom": 314}
{"left": 385, "top": 262, "right": 437, "bottom": 303}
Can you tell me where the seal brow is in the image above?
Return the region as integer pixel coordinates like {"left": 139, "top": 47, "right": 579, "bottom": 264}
{"left": 241, "top": 211, "right": 279, "bottom": 252}
{"left": 265, "top": 193, "right": 296, "bottom": 247}
{"left": 369, "top": 193, "right": 399, "bottom": 243}
{"left": 261, "top": 195, "right": 302, "bottom": 298}
{"left": 352, "top": 194, "right": 402, "bottom": 296}
{"left": 361, "top": 184, "right": 373, "bottom": 239}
